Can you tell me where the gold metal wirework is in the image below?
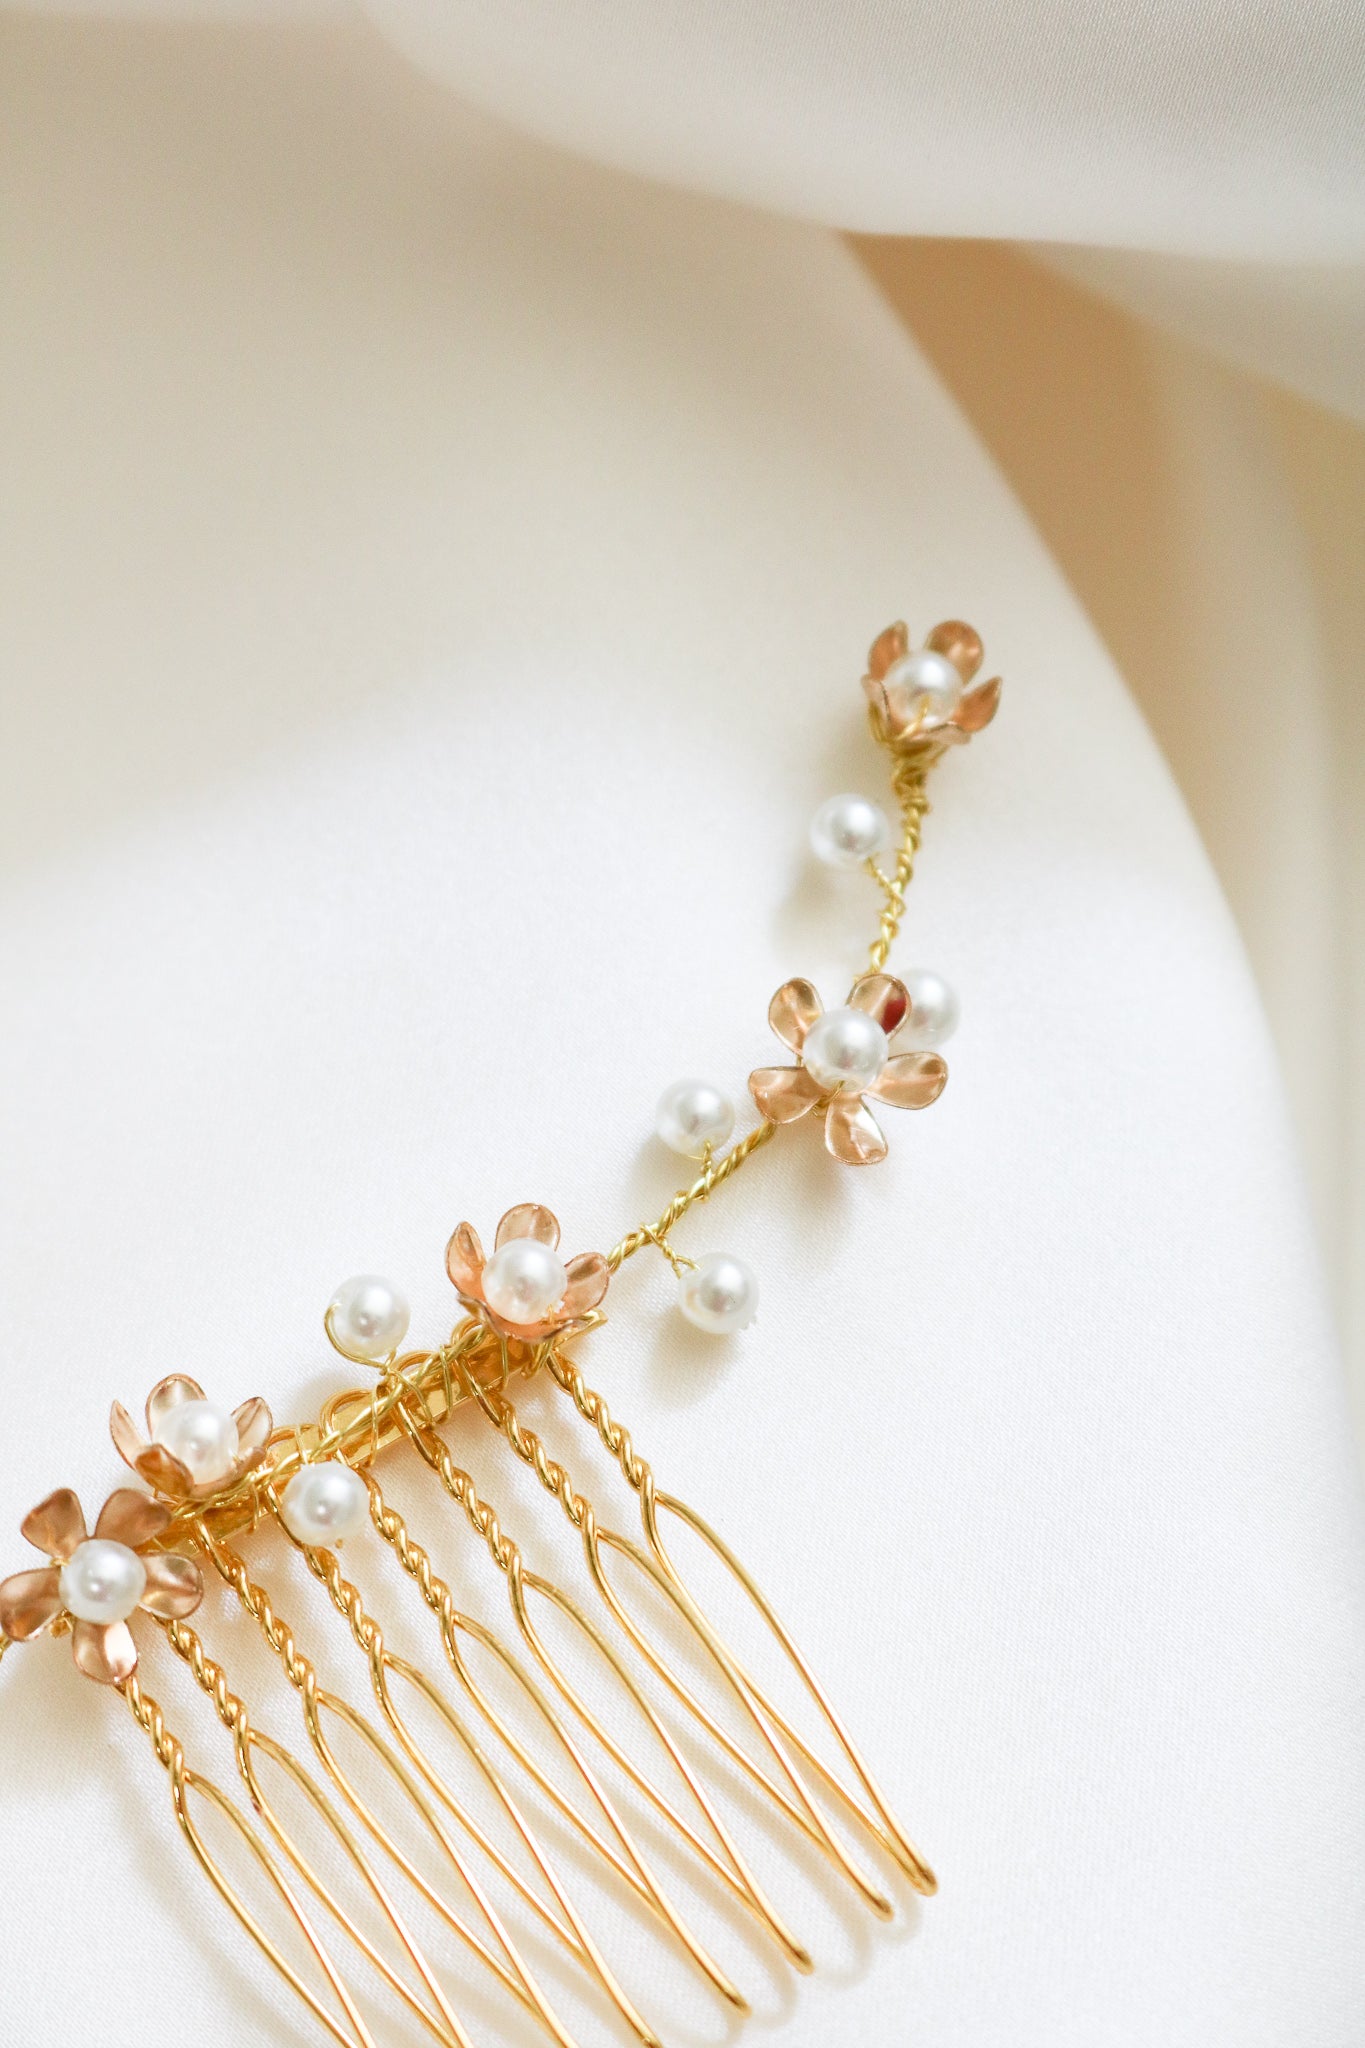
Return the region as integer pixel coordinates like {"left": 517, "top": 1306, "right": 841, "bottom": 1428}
{"left": 195, "top": 1504, "right": 665, "bottom": 2046}
{"left": 2, "top": 633, "right": 966, "bottom": 2047}
{"left": 388, "top": 1380, "right": 815, "bottom": 1972}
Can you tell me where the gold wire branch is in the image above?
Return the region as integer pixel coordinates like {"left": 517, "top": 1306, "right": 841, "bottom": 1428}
{"left": 866, "top": 762, "right": 931, "bottom": 975}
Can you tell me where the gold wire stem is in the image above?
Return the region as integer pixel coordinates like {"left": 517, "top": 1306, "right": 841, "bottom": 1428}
{"left": 152, "top": 1329, "right": 501, "bottom": 1552}
{"left": 120, "top": 1669, "right": 380, "bottom": 2048}
{"left": 356, "top": 1450, "right": 749, "bottom": 2013}
{"left": 607, "top": 1117, "right": 776, "bottom": 1272}
{"left": 866, "top": 761, "right": 931, "bottom": 975}
{"left": 608, "top": 749, "right": 929, "bottom": 1277}
{"left": 391, "top": 1388, "right": 814, "bottom": 1972}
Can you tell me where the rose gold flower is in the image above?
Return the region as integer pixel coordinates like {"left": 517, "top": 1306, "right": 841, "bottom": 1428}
{"left": 0, "top": 1487, "right": 202, "bottom": 1685}
{"left": 109, "top": 1377, "right": 273, "bottom": 1502}
{"left": 749, "top": 973, "right": 947, "bottom": 1165}
{"left": 861, "top": 619, "right": 1001, "bottom": 756}
{"left": 446, "top": 1204, "right": 610, "bottom": 1342}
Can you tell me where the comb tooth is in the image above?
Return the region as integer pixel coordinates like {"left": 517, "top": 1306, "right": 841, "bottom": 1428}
{"left": 468, "top": 1357, "right": 921, "bottom": 1915}
{"left": 206, "top": 1504, "right": 664, "bottom": 2048}
{"left": 549, "top": 1346, "right": 935, "bottom": 1890}
{"left": 647, "top": 1489, "right": 937, "bottom": 1894}
{"left": 328, "top": 1663, "right": 663, "bottom": 2048}
{"left": 119, "top": 1669, "right": 385, "bottom": 2048}
{"left": 360, "top": 1467, "right": 749, "bottom": 2014}
{"left": 167, "top": 1584, "right": 582, "bottom": 2048}
{"left": 235, "top": 1724, "right": 481, "bottom": 2048}
{"left": 397, "top": 1404, "right": 812, "bottom": 1972}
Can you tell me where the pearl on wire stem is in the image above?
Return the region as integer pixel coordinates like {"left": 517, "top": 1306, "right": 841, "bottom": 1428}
{"left": 678, "top": 1252, "right": 759, "bottom": 1334}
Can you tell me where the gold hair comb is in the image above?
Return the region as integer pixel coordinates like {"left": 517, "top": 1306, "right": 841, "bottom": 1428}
{"left": 1, "top": 618, "right": 1000, "bottom": 2047}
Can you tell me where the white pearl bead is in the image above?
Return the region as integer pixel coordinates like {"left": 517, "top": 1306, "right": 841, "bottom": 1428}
{"left": 901, "top": 967, "right": 960, "bottom": 1047}
{"left": 281, "top": 1462, "right": 370, "bottom": 1547}
{"left": 329, "top": 1274, "right": 410, "bottom": 1362}
{"left": 655, "top": 1079, "right": 735, "bottom": 1158}
{"left": 59, "top": 1539, "right": 146, "bottom": 1624}
{"left": 810, "top": 793, "right": 890, "bottom": 869}
{"left": 483, "top": 1239, "right": 569, "bottom": 1326}
{"left": 155, "top": 1399, "right": 240, "bottom": 1487}
{"left": 678, "top": 1253, "right": 759, "bottom": 1335}
{"left": 883, "top": 649, "right": 962, "bottom": 721}
{"left": 801, "top": 1006, "right": 888, "bottom": 1093}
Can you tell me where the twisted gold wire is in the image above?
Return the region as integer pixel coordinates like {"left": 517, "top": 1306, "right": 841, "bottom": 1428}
{"left": 453, "top": 1364, "right": 897, "bottom": 1916}
{"left": 158, "top": 1617, "right": 512, "bottom": 2048}
{"left": 252, "top": 1495, "right": 664, "bottom": 2048}
{"left": 540, "top": 1345, "right": 935, "bottom": 1892}
{"left": 120, "top": 1669, "right": 379, "bottom": 2048}
{"left": 391, "top": 1388, "right": 813, "bottom": 1972}
{"left": 866, "top": 761, "right": 930, "bottom": 975}
{"left": 608, "top": 1118, "right": 776, "bottom": 1270}
{"left": 189, "top": 1522, "right": 593, "bottom": 2048}
{"left": 356, "top": 1456, "right": 749, "bottom": 2012}
{"left": 3, "top": 653, "right": 954, "bottom": 2048}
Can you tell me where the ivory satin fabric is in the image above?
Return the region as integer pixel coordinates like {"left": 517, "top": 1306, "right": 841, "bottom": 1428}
{"left": 2, "top": 14, "right": 1364, "bottom": 2048}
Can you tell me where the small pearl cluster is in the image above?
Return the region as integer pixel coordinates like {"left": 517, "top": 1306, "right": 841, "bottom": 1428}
{"left": 651, "top": 1082, "right": 756, "bottom": 1333}
{"left": 642, "top": 783, "right": 964, "bottom": 1330}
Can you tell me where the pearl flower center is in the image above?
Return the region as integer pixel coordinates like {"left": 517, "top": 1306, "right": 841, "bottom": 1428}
{"left": 802, "top": 1007, "right": 889, "bottom": 1093}
{"left": 883, "top": 649, "right": 963, "bottom": 722}
{"left": 155, "top": 1398, "right": 240, "bottom": 1487}
{"left": 59, "top": 1539, "right": 146, "bottom": 1624}
{"left": 483, "top": 1239, "right": 569, "bottom": 1326}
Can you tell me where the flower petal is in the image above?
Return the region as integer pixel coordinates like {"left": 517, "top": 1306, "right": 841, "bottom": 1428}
{"left": 145, "top": 1375, "right": 206, "bottom": 1436}
{"left": 865, "top": 670, "right": 914, "bottom": 741}
{"left": 134, "top": 1447, "right": 192, "bottom": 1501}
{"left": 924, "top": 620, "right": 983, "bottom": 685}
{"left": 954, "top": 674, "right": 1002, "bottom": 734}
{"left": 768, "top": 979, "right": 822, "bottom": 1053}
{"left": 445, "top": 1221, "right": 486, "bottom": 1297}
{"left": 495, "top": 1204, "right": 560, "bottom": 1251}
{"left": 139, "top": 1552, "right": 204, "bottom": 1620}
{"left": 849, "top": 972, "right": 911, "bottom": 1034}
{"left": 869, "top": 1050, "right": 948, "bottom": 1110}
{"left": 0, "top": 1566, "right": 63, "bottom": 1640}
{"left": 71, "top": 1618, "right": 137, "bottom": 1685}
{"left": 861, "top": 670, "right": 893, "bottom": 729}
{"left": 110, "top": 1401, "right": 146, "bottom": 1472}
{"left": 20, "top": 1488, "right": 86, "bottom": 1562}
{"left": 561, "top": 1252, "right": 609, "bottom": 1321}
{"left": 749, "top": 1064, "right": 823, "bottom": 1123}
{"left": 95, "top": 1489, "right": 170, "bottom": 1549}
{"left": 824, "top": 1096, "right": 889, "bottom": 1165}
{"left": 233, "top": 1397, "right": 273, "bottom": 1458}
{"left": 866, "top": 620, "right": 909, "bottom": 682}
